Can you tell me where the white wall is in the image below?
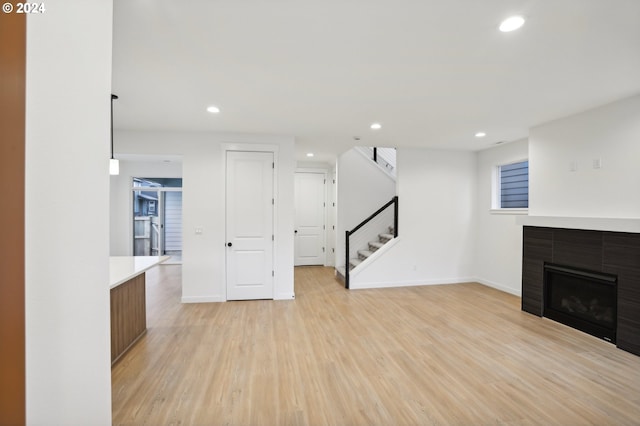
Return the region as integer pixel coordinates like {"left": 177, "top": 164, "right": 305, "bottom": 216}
{"left": 114, "top": 130, "right": 295, "bottom": 301}
{"left": 474, "top": 139, "right": 528, "bottom": 296}
{"left": 350, "top": 148, "right": 476, "bottom": 289}
{"left": 25, "top": 1, "right": 113, "bottom": 424}
{"left": 529, "top": 94, "right": 640, "bottom": 218}
{"left": 473, "top": 95, "right": 640, "bottom": 296}
{"left": 341, "top": 95, "right": 640, "bottom": 293}
{"left": 110, "top": 159, "right": 183, "bottom": 255}
{"left": 336, "top": 149, "right": 396, "bottom": 268}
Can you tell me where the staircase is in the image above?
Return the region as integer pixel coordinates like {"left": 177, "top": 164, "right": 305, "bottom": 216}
{"left": 339, "top": 195, "right": 398, "bottom": 288}
{"left": 348, "top": 225, "right": 395, "bottom": 270}
{"left": 335, "top": 224, "right": 395, "bottom": 284}
{"left": 356, "top": 146, "right": 397, "bottom": 179}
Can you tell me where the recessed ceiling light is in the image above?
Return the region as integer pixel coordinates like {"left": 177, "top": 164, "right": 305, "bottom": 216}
{"left": 206, "top": 105, "right": 220, "bottom": 114}
{"left": 499, "top": 16, "right": 525, "bottom": 32}
{"left": 370, "top": 123, "right": 382, "bottom": 130}
{"left": 306, "top": 153, "right": 314, "bottom": 157}
{"left": 475, "top": 132, "right": 487, "bottom": 138}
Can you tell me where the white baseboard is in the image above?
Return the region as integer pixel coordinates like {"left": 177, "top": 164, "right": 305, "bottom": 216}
{"left": 181, "top": 293, "right": 295, "bottom": 302}
{"left": 474, "top": 278, "right": 521, "bottom": 297}
{"left": 275, "top": 292, "right": 296, "bottom": 300}
{"left": 349, "top": 277, "right": 475, "bottom": 290}
{"left": 181, "top": 295, "right": 224, "bottom": 303}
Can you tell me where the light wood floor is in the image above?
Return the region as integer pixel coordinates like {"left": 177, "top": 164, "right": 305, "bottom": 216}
{"left": 112, "top": 266, "right": 640, "bottom": 425}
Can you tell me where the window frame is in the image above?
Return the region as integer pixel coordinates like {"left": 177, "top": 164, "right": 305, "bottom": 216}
{"left": 491, "top": 159, "right": 529, "bottom": 215}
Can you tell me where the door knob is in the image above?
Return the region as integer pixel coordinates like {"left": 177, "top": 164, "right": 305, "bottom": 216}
{"left": 227, "top": 242, "right": 232, "bottom": 247}
{"left": 294, "top": 230, "right": 298, "bottom": 234}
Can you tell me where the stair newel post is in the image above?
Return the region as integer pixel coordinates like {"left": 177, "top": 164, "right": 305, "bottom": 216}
{"left": 345, "top": 230, "right": 350, "bottom": 289}
{"left": 393, "top": 196, "right": 399, "bottom": 237}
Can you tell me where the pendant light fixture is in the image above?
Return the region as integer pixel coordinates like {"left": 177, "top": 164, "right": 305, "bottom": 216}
{"left": 110, "top": 94, "right": 119, "bottom": 175}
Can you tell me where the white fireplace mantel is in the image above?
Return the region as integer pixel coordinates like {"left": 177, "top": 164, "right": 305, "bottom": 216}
{"left": 516, "top": 216, "right": 640, "bottom": 233}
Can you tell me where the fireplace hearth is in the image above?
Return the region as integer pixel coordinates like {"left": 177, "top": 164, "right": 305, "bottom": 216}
{"left": 544, "top": 263, "right": 617, "bottom": 342}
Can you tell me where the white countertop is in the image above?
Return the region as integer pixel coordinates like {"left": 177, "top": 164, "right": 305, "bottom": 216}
{"left": 109, "top": 256, "right": 169, "bottom": 289}
{"left": 516, "top": 216, "right": 640, "bottom": 233}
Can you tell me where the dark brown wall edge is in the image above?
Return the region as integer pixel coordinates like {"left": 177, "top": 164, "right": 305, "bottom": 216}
{"left": 0, "top": 9, "right": 26, "bottom": 426}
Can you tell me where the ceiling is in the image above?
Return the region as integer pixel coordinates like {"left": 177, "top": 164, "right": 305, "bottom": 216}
{"left": 112, "top": 0, "right": 640, "bottom": 163}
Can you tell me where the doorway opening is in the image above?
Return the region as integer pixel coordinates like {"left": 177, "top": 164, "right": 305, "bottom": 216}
{"left": 132, "top": 177, "right": 183, "bottom": 264}
{"left": 294, "top": 171, "right": 327, "bottom": 266}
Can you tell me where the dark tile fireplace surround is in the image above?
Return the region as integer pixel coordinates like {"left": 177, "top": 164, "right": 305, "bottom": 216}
{"left": 522, "top": 226, "right": 640, "bottom": 356}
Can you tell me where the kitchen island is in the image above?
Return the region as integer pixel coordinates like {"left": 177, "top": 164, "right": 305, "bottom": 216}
{"left": 110, "top": 256, "right": 168, "bottom": 365}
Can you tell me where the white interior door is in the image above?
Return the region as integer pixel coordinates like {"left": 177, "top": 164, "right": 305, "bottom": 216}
{"left": 226, "top": 151, "right": 274, "bottom": 300}
{"left": 294, "top": 172, "right": 326, "bottom": 266}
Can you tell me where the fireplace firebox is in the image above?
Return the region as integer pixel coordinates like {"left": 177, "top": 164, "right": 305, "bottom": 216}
{"left": 544, "top": 263, "right": 617, "bottom": 343}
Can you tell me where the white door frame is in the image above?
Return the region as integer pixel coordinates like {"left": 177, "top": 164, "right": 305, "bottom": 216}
{"left": 327, "top": 167, "right": 337, "bottom": 267}
{"left": 130, "top": 183, "right": 183, "bottom": 257}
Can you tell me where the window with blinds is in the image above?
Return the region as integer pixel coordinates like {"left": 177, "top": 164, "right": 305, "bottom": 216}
{"left": 498, "top": 161, "right": 528, "bottom": 208}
